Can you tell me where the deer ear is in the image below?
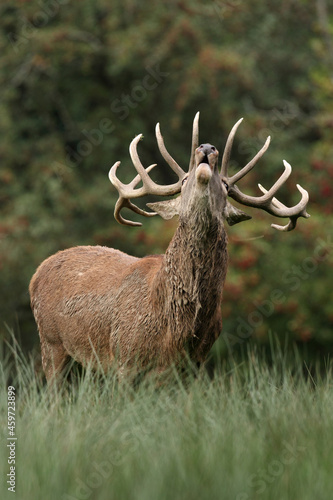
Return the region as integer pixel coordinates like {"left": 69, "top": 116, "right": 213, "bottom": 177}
{"left": 147, "top": 196, "right": 181, "bottom": 220}
{"left": 223, "top": 200, "right": 252, "bottom": 226}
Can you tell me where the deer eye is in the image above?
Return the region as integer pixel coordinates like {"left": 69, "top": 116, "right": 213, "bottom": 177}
{"left": 182, "top": 176, "right": 188, "bottom": 186}
{"left": 222, "top": 180, "right": 229, "bottom": 191}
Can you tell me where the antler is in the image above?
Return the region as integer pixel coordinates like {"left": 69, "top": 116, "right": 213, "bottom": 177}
{"left": 109, "top": 115, "right": 200, "bottom": 226}
{"left": 189, "top": 111, "right": 200, "bottom": 171}
{"left": 220, "top": 119, "right": 310, "bottom": 231}
{"left": 111, "top": 163, "right": 158, "bottom": 227}
{"left": 109, "top": 133, "right": 185, "bottom": 226}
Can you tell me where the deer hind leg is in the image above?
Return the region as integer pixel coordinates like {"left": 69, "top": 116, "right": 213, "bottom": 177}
{"left": 40, "top": 338, "right": 70, "bottom": 387}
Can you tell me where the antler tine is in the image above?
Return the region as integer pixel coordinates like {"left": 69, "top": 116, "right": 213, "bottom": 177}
{"left": 228, "top": 159, "right": 310, "bottom": 231}
{"left": 109, "top": 135, "right": 183, "bottom": 200}
{"left": 155, "top": 123, "right": 186, "bottom": 178}
{"left": 114, "top": 198, "right": 157, "bottom": 227}
{"left": 112, "top": 164, "right": 157, "bottom": 227}
{"left": 258, "top": 174, "right": 310, "bottom": 232}
{"left": 228, "top": 135, "right": 271, "bottom": 185}
{"left": 129, "top": 134, "right": 184, "bottom": 196}
{"left": 189, "top": 112, "right": 200, "bottom": 171}
{"left": 109, "top": 129, "right": 185, "bottom": 226}
{"left": 220, "top": 117, "right": 243, "bottom": 177}
{"left": 129, "top": 135, "right": 159, "bottom": 193}
{"left": 109, "top": 158, "right": 146, "bottom": 200}
{"left": 229, "top": 160, "right": 292, "bottom": 206}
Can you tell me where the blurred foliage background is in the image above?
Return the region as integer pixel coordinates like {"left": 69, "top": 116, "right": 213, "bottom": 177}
{"left": 0, "top": 0, "right": 332, "bottom": 366}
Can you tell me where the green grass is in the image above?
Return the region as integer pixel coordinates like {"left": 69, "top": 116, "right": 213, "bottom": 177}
{"left": 1, "top": 338, "right": 333, "bottom": 500}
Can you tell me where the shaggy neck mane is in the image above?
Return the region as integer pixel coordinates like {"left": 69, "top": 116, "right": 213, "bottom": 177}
{"left": 152, "top": 213, "right": 228, "bottom": 358}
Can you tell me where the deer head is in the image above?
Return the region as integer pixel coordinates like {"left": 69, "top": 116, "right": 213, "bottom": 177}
{"left": 109, "top": 113, "right": 310, "bottom": 232}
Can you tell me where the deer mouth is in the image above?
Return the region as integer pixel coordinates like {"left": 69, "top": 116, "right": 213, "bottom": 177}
{"left": 195, "top": 144, "right": 219, "bottom": 172}
{"left": 195, "top": 150, "right": 216, "bottom": 185}
{"left": 199, "top": 153, "right": 209, "bottom": 165}
{"left": 196, "top": 152, "right": 211, "bottom": 168}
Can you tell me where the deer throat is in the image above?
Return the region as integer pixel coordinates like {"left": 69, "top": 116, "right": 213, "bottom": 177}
{"left": 152, "top": 221, "right": 228, "bottom": 353}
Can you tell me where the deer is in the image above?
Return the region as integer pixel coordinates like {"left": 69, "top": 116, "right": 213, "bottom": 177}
{"left": 29, "top": 113, "right": 310, "bottom": 384}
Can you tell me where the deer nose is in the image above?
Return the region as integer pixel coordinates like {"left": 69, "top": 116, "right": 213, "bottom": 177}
{"left": 198, "top": 144, "right": 216, "bottom": 156}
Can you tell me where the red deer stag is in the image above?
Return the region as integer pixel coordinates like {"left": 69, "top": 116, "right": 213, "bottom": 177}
{"left": 29, "top": 113, "right": 310, "bottom": 383}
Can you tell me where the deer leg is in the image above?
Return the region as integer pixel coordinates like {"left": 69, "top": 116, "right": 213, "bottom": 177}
{"left": 40, "top": 338, "right": 70, "bottom": 387}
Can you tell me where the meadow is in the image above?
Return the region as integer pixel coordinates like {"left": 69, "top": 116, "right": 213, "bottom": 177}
{"left": 1, "top": 338, "right": 333, "bottom": 500}
{"left": 1, "top": 2, "right": 332, "bottom": 499}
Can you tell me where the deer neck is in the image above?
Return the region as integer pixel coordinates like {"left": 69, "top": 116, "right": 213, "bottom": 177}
{"left": 152, "top": 213, "right": 228, "bottom": 349}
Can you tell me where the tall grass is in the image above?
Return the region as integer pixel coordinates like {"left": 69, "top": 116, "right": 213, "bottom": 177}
{"left": 1, "top": 335, "right": 333, "bottom": 500}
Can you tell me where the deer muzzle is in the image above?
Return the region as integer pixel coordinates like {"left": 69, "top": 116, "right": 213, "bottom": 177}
{"left": 196, "top": 163, "right": 212, "bottom": 184}
{"left": 195, "top": 143, "right": 219, "bottom": 184}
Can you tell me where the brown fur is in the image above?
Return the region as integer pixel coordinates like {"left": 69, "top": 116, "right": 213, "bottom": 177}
{"left": 29, "top": 146, "right": 230, "bottom": 383}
